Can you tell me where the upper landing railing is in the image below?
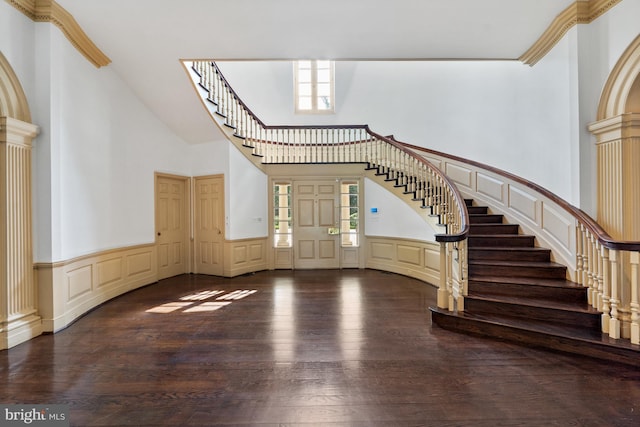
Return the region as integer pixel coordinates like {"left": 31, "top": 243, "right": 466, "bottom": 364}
{"left": 188, "top": 60, "right": 470, "bottom": 312}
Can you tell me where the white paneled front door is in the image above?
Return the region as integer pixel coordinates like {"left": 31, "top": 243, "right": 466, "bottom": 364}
{"left": 293, "top": 180, "right": 340, "bottom": 269}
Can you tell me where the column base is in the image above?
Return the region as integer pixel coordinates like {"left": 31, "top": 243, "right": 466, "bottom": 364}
{"left": 0, "top": 314, "right": 43, "bottom": 350}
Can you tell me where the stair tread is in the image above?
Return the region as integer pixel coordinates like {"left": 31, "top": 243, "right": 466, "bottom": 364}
{"left": 465, "top": 293, "right": 598, "bottom": 314}
{"left": 468, "top": 275, "right": 582, "bottom": 288}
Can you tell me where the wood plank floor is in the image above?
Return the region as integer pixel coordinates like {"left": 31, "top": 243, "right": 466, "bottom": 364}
{"left": 2, "top": 269, "right": 640, "bottom": 426}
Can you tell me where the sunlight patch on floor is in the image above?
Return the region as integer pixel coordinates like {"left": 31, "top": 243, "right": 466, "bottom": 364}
{"left": 146, "top": 290, "right": 257, "bottom": 314}
{"left": 183, "top": 301, "right": 232, "bottom": 313}
{"left": 145, "top": 302, "right": 194, "bottom": 313}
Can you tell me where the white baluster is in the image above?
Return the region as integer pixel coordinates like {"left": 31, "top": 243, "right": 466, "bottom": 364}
{"left": 609, "top": 249, "right": 621, "bottom": 339}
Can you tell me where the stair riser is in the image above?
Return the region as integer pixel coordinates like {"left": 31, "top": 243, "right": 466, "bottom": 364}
{"left": 469, "top": 215, "right": 504, "bottom": 224}
{"left": 468, "top": 281, "right": 587, "bottom": 303}
{"left": 468, "top": 249, "right": 551, "bottom": 262}
{"left": 470, "top": 264, "right": 566, "bottom": 279}
{"left": 467, "top": 207, "right": 488, "bottom": 214}
{"left": 469, "top": 225, "right": 519, "bottom": 235}
{"left": 468, "top": 236, "right": 535, "bottom": 247}
{"left": 465, "top": 298, "right": 600, "bottom": 329}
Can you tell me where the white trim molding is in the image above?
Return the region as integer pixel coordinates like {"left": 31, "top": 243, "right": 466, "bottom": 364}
{"left": 519, "top": 0, "right": 622, "bottom": 66}
{"left": 5, "top": 0, "right": 111, "bottom": 68}
{"left": 35, "top": 244, "right": 157, "bottom": 332}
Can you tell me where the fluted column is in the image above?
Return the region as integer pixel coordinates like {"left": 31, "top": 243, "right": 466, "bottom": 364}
{"left": 0, "top": 116, "right": 41, "bottom": 350}
{"left": 589, "top": 113, "right": 640, "bottom": 240}
{"left": 589, "top": 113, "right": 640, "bottom": 339}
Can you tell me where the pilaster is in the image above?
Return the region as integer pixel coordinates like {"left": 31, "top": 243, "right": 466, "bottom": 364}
{"left": 588, "top": 113, "right": 640, "bottom": 240}
{"left": 0, "top": 116, "right": 42, "bottom": 349}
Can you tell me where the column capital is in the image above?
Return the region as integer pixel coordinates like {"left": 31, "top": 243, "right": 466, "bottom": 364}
{"left": 588, "top": 113, "right": 640, "bottom": 144}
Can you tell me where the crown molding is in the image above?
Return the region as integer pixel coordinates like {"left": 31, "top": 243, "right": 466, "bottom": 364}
{"left": 5, "top": 0, "right": 111, "bottom": 68}
{"left": 519, "top": 0, "right": 622, "bottom": 66}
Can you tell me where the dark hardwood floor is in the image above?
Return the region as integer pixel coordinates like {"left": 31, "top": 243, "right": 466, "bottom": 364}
{"left": 1, "top": 270, "right": 639, "bottom": 426}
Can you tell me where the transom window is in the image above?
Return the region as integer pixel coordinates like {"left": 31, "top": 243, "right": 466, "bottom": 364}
{"left": 294, "top": 60, "right": 334, "bottom": 113}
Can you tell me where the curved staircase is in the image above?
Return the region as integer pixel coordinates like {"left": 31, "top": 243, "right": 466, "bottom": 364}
{"left": 186, "top": 59, "right": 640, "bottom": 365}
{"left": 431, "top": 199, "right": 639, "bottom": 366}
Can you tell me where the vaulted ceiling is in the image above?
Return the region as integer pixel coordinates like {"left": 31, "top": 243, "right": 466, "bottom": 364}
{"left": 51, "top": 0, "right": 581, "bottom": 143}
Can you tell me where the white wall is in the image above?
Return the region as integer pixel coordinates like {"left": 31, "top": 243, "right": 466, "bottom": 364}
{"left": 364, "top": 178, "right": 436, "bottom": 242}
{"left": 226, "top": 148, "right": 268, "bottom": 239}
{"left": 0, "top": 3, "right": 36, "bottom": 103}
{"left": 2, "top": 4, "right": 200, "bottom": 262}
{"left": 217, "top": 54, "right": 577, "bottom": 205}
{"left": 52, "top": 29, "right": 195, "bottom": 260}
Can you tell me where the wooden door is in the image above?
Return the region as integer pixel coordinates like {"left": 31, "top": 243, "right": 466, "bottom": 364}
{"left": 156, "top": 174, "right": 189, "bottom": 280}
{"left": 293, "top": 180, "right": 340, "bottom": 269}
{"left": 194, "top": 175, "right": 224, "bottom": 276}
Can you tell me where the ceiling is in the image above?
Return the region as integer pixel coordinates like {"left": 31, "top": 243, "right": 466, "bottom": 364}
{"left": 55, "top": 0, "right": 577, "bottom": 144}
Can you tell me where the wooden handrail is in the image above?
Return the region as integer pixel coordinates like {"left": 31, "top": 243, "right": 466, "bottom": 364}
{"left": 209, "top": 61, "right": 267, "bottom": 128}
{"left": 368, "top": 131, "right": 469, "bottom": 243}
{"left": 399, "top": 141, "right": 640, "bottom": 252}
{"left": 211, "top": 62, "right": 369, "bottom": 131}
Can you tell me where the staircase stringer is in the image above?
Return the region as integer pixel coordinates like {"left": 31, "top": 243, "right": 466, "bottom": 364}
{"left": 189, "top": 73, "right": 267, "bottom": 172}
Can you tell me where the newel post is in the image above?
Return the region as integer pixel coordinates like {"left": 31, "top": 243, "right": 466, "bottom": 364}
{"left": 437, "top": 242, "right": 449, "bottom": 309}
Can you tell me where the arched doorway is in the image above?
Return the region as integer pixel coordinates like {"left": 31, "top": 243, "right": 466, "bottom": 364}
{"left": 0, "top": 51, "right": 42, "bottom": 350}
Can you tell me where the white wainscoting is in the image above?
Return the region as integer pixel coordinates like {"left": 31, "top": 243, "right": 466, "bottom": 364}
{"left": 224, "top": 238, "right": 269, "bottom": 277}
{"left": 414, "top": 150, "right": 578, "bottom": 279}
{"left": 365, "top": 236, "right": 440, "bottom": 286}
{"left": 34, "top": 237, "right": 271, "bottom": 333}
{"left": 36, "top": 244, "right": 158, "bottom": 333}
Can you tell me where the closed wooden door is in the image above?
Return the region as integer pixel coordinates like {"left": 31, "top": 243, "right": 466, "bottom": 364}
{"left": 156, "top": 174, "right": 189, "bottom": 280}
{"left": 293, "top": 181, "right": 339, "bottom": 269}
{"left": 195, "top": 175, "right": 224, "bottom": 276}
